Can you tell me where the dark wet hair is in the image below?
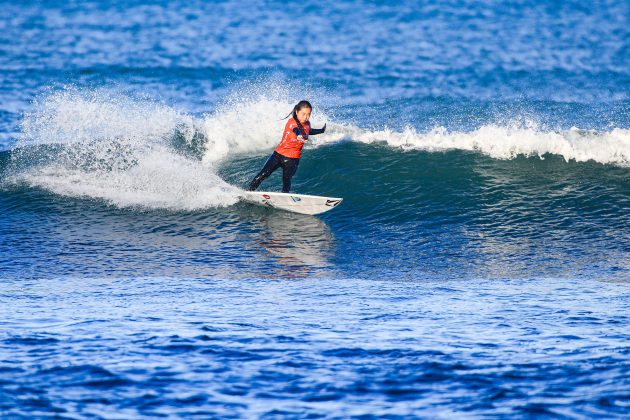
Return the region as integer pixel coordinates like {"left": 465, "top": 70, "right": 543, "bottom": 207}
{"left": 284, "top": 100, "right": 312, "bottom": 136}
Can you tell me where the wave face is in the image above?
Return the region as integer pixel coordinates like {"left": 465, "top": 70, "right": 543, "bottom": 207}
{"left": 1, "top": 1, "right": 630, "bottom": 418}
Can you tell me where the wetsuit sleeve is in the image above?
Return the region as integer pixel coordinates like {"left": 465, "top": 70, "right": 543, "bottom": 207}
{"left": 292, "top": 125, "right": 307, "bottom": 141}
{"left": 309, "top": 123, "right": 326, "bottom": 135}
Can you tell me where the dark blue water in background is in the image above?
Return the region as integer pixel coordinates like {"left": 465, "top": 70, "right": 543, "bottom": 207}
{"left": 1, "top": 1, "right": 629, "bottom": 417}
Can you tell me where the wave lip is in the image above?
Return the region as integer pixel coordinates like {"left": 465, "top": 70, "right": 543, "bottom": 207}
{"left": 311, "top": 123, "right": 630, "bottom": 167}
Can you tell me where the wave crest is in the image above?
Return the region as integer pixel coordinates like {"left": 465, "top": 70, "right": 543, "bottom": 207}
{"left": 311, "top": 123, "right": 630, "bottom": 166}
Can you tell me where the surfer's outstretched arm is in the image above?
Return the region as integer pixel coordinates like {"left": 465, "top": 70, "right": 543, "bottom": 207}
{"left": 309, "top": 123, "right": 326, "bottom": 136}
{"left": 292, "top": 123, "right": 325, "bottom": 138}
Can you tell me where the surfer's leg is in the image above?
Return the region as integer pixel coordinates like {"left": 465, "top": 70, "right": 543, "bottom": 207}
{"left": 280, "top": 157, "right": 300, "bottom": 193}
{"left": 248, "top": 152, "right": 282, "bottom": 191}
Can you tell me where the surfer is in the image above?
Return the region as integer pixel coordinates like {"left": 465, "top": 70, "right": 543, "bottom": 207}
{"left": 248, "top": 100, "right": 326, "bottom": 193}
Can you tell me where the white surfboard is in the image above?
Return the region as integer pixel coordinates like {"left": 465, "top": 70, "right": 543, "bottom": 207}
{"left": 241, "top": 191, "right": 343, "bottom": 215}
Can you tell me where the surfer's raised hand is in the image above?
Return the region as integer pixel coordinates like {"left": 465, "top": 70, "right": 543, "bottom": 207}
{"left": 310, "top": 123, "right": 326, "bottom": 135}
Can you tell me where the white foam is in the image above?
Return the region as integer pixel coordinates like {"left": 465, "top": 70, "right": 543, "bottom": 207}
{"left": 18, "top": 147, "right": 239, "bottom": 210}
{"left": 12, "top": 89, "right": 240, "bottom": 210}
{"left": 309, "top": 122, "right": 630, "bottom": 166}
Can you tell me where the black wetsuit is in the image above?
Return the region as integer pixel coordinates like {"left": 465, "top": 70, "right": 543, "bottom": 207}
{"left": 248, "top": 151, "right": 299, "bottom": 193}
{"left": 248, "top": 124, "right": 326, "bottom": 193}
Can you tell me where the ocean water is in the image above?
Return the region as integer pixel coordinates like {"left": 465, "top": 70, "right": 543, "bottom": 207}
{"left": 1, "top": 0, "right": 629, "bottom": 417}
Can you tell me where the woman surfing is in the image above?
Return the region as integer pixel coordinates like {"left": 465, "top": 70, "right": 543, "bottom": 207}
{"left": 248, "top": 100, "right": 326, "bottom": 193}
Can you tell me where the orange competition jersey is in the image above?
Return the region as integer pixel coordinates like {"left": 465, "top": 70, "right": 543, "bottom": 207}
{"left": 274, "top": 118, "right": 310, "bottom": 159}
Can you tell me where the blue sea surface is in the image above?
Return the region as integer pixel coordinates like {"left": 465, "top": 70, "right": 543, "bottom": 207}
{"left": 1, "top": 0, "right": 629, "bottom": 417}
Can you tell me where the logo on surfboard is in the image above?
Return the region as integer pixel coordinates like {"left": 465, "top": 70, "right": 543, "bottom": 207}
{"left": 325, "top": 199, "right": 341, "bottom": 207}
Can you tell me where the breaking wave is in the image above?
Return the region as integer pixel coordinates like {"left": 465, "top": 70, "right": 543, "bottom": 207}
{"left": 4, "top": 87, "right": 629, "bottom": 211}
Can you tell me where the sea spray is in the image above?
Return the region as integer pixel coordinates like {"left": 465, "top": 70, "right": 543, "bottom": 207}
{"left": 198, "top": 78, "right": 330, "bottom": 164}
{"left": 10, "top": 88, "right": 240, "bottom": 210}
